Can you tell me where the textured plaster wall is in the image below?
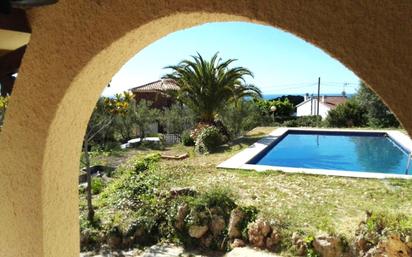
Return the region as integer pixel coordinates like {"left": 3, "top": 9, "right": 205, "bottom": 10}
{"left": 0, "top": 1, "right": 411, "bottom": 256}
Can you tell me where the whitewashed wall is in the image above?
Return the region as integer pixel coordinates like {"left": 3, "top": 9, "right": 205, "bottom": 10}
{"left": 296, "top": 99, "right": 331, "bottom": 119}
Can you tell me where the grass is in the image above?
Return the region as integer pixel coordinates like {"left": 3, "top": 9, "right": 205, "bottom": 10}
{"left": 84, "top": 126, "right": 412, "bottom": 241}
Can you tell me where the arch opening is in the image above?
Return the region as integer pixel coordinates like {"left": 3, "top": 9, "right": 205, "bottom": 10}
{"left": 0, "top": 1, "right": 411, "bottom": 256}
{"left": 77, "top": 18, "right": 406, "bottom": 254}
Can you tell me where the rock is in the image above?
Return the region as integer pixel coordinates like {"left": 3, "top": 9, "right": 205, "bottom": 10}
{"left": 231, "top": 239, "right": 246, "bottom": 248}
{"left": 107, "top": 234, "right": 122, "bottom": 249}
{"left": 106, "top": 227, "right": 123, "bottom": 249}
{"left": 406, "top": 235, "right": 412, "bottom": 248}
{"left": 292, "top": 232, "right": 301, "bottom": 244}
{"left": 228, "top": 208, "right": 245, "bottom": 239}
{"left": 381, "top": 233, "right": 411, "bottom": 257}
{"left": 170, "top": 187, "right": 197, "bottom": 197}
{"left": 247, "top": 219, "right": 272, "bottom": 248}
{"left": 175, "top": 203, "right": 189, "bottom": 230}
{"left": 210, "top": 215, "right": 226, "bottom": 236}
{"left": 209, "top": 207, "right": 221, "bottom": 215}
{"left": 313, "top": 234, "right": 343, "bottom": 257}
{"left": 292, "top": 233, "right": 307, "bottom": 256}
{"left": 200, "top": 234, "right": 213, "bottom": 248}
{"left": 225, "top": 247, "right": 280, "bottom": 257}
{"left": 355, "top": 234, "right": 372, "bottom": 254}
{"left": 188, "top": 225, "right": 208, "bottom": 239}
{"left": 80, "top": 230, "right": 100, "bottom": 249}
{"left": 266, "top": 229, "right": 281, "bottom": 249}
{"left": 295, "top": 242, "right": 307, "bottom": 256}
{"left": 363, "top": 246, "right": 385, "bottom": 257}
{"left": 122, "top": 236, "right": 134, "bottom": 249}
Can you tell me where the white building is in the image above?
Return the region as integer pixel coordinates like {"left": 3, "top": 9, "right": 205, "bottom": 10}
{"left": 296, "top": 95, "right": 347, "bottom": 119}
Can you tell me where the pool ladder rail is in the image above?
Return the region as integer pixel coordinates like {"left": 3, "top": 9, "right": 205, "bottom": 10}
{"left": 406, "top": 153, "right": 412, "bottom": 175}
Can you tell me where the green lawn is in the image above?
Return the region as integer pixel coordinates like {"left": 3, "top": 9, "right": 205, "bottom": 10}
{"left": 84, "top": 126, "right": 412, "bottom": 241}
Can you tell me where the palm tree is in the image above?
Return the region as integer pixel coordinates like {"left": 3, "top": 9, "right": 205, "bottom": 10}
{"left": 163, "top": 53, "right": 261, "bottom": 123}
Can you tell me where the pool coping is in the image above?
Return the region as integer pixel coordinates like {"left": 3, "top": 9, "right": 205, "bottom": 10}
{"left": 217, "top": 127, "right": 412, "bottom": 179}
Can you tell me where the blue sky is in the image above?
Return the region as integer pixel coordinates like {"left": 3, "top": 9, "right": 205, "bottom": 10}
{"left": 103, "top": 22, "right": 359, "bottom": 97}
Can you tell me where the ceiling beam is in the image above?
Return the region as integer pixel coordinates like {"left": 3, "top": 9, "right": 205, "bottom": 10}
{"left": 0, "top": 45, "right": 26, "bottom": 78}
{"left": 0, "top": 8, "right": 30, "bottom": 33}
{"left": 0, "top": 46, "right": 26, "bottom": 96}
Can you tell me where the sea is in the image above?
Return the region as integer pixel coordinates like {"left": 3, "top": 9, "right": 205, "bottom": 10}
{"left": 262, "top": 93, "right": 354, "bottom": 100}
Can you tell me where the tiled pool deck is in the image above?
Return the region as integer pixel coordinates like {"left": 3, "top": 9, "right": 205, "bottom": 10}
{"left": 218, "top": 128, "right": 412, "bottom": 179}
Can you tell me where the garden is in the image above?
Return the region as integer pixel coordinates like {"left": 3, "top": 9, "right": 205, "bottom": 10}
{"left": 79, "top": 128, "right": 412, "bottom": 257}
{"left": 1, "top": 53, "right": 410, "bottom": 257}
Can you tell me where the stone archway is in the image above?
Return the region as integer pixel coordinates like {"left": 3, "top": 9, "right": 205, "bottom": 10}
{"left": 0, "top": 1, "right": 411, "bottom": 256}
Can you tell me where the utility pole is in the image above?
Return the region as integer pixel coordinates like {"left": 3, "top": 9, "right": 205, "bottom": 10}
{"left": 317, "top": 77, "right": 320, "bottom": 116}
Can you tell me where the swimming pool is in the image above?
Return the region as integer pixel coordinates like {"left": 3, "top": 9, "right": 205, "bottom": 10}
{"left": 218, "top": 128, "right": 412, "bottom": 179}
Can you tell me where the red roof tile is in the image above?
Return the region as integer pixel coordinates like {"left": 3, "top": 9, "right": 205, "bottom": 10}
{"left": 130, "top": 79, "right": 179, "bottom": 93}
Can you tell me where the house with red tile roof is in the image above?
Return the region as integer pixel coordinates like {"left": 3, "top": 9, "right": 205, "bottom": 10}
{"left": 296, "top": 95, "right": 348, "bottom": 119}
{"left": 130, "top": 79, "right": 179, "bottom": 109}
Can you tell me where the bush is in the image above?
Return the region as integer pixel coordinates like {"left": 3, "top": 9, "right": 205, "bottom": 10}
{"left": 190, "top": 122, "right": 210, "bottom": 142}
{"left": 181, "top": 130, "right": 195, "bottom": 146}
{"left": 194, "top": 126, "right": 223, "bottom": 154}
{"left": 160, "top": 104, "right": 195, "bottom": 134}
{"left": 0, "top": 95, "right": 9, "bottom": 128}
{"left": 282, "top": 116, "right": 322, "bottom": 127}
{"left": 238, "top": 206, "right": 259, "bottom": 239}
{"left": 254, "top": 97, "right": 295, "bottom": 117}
{"left": 91, "top": 177, "right": 105, "bottom": 195}
{"left": 325, "top": 100, "right": 366, "bottom": 128}
{"left": 188, "top": 187, "right": 237, "bottom": 216}
{"left": 220, "top": 100, "right": 265, "bottom": 138}
{"left": 362, "top": 212, "right": 412, "bottom": 237}
{"left": 130, "top": 153, "right": 161, "bottom": 173}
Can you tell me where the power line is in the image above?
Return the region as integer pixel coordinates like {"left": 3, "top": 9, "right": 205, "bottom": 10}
{"left": 322, "top": 81, "right": 359, "bottom": 85}
{"left": 264, "top": 81, "right": 360, "bottom": 95}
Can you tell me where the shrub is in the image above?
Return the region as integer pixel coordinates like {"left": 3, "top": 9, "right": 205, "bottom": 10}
{"left": 0, "top": 95, "right": 9, "bottom": 128}
{"left": 325, "top": 100, "right": 366, "bottom": 128}
{"left": 190, "top": 122, "right": 210, "bottom": 142}
{"left": 181, "top": 130, "right": 195, "bottom": 146}
{"left": 362, "top": 212, "right": 412, "bottom": 237}
{"left": 130, "top": 153, "right": 161, "bottom": 173}
{"left": 192, "top": 187, "right": 237, "bottom": 215}
{"left": 91, "top": 177, "right": 105, "bottom": 195}
{"left": 238, "top": 206, "right": 259, "bottom": 239}
{"left": 194, "top": 126, "right": 223, "bottom": 154}
{"left": 160, "top": 104, "right": 195, "bottom": 134}
{"left": 282, "top": 116, "right": 322, "bottom": 127}
{"left": 140, "top": 140, "right": 165, "bottom": 150}
{"left": 254, "top": 97, "right": 295, "bottom": 117}
{"left": 219, "top": 99, "right": 265, "bottom": 138}
{"left": 183, "top": 188, "right": 237, "bottom": 250}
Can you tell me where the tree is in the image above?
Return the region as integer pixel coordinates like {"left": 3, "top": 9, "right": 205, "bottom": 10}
{"left": 253, "top": 98, "right": 295, "bottom": 120}
{"left": 354, "top": 81, "right": 400, "bottom": 128}
{"left": 163, "top": 53, "right": 261, "bottom": 123}
{"left": 128, "top": 99, "right": 161, "bottom": 139}
{"left": 160, "top": 104, "right": 195, "bottom": 134}
{"left": 220, "top": 99, "right": 264, "bottom": 137}
{"left": 273, "top": 95, "right": 304, "bottom": 107}
{"left": 110, "top": 93, "right": 135, "bottom": 142}
{"left": 82, "top": 93, "right": 130, "bottom": 222}
{"left": 325, "top": 100, "right": 367, "bottom": 128}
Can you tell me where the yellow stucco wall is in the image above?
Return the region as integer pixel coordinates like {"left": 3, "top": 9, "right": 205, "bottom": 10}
{"left": 0, "top": 1, "right": 411, "bottom": 256}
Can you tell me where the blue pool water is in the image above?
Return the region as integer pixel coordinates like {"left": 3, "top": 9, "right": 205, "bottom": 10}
{"left": 248, "top": 131, "right": 411, "bottom": 174}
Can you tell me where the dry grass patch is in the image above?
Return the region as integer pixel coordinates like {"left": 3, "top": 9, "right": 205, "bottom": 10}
{"left": 86, "top": 126, "right": 412, "bottom": 241}
{"left": 154, "top": 127, "right": 412, "bottom": 239}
